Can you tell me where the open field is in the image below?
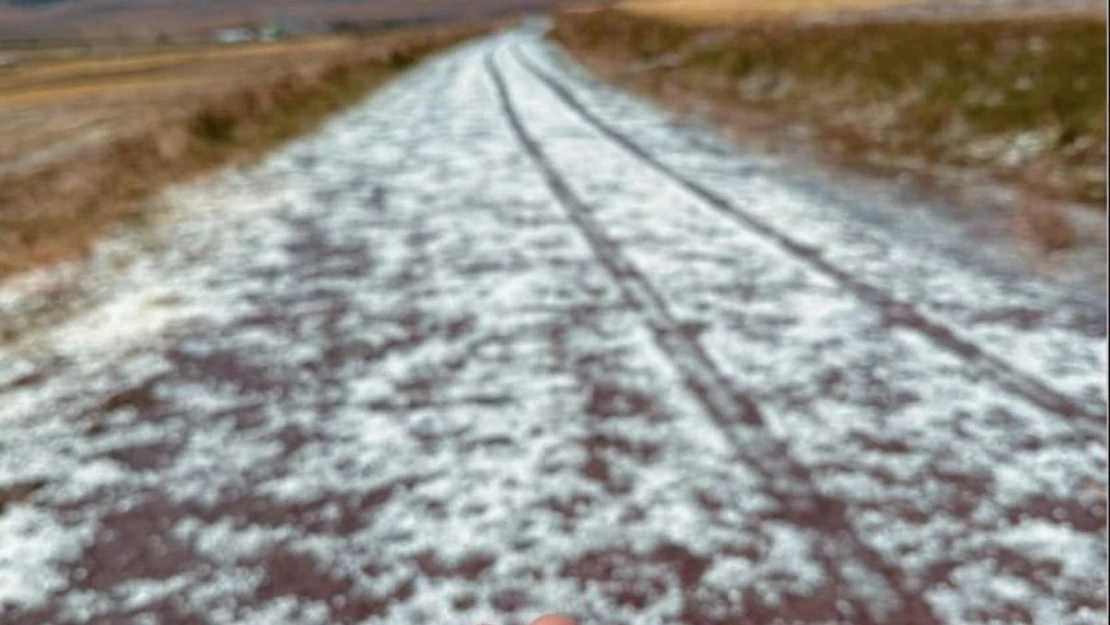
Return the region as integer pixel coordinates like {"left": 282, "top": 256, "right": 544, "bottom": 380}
{"left": 0, "top": 37, "right": 358, "bottom": 175}
{"left": 616, "top": 0, "right": 927, "bottom": 23}
{"left": 0, "top": 24, "right": 492, "bottom": 280}
{"left": 613, "top": 0, "right": 1106, "bottom": 24}
{"left": 551, "top": 9, "right": 1106, "bottom": 250}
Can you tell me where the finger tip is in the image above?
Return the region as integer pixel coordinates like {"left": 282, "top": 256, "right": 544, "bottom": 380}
{"left": 529, "top": 614, "right": 579, "bottom": 625}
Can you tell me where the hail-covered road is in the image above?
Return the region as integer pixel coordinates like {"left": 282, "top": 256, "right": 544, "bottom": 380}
{"left": 1, "top": 27, "right": 1106, "bottom": 625}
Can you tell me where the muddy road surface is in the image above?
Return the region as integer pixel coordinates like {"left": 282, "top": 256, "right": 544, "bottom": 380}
{"left": 1, "top": 28, "right": 1106, "bottom": 625}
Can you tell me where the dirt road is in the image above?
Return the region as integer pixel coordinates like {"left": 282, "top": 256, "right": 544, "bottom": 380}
{"left": 1, "top": 27, "right": 1106, "bottom": 625}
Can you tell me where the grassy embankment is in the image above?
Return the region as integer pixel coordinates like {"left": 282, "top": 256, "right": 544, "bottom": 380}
{"left": 552, "top": 9, "right": 1106, "bottom": 248}
{"left": 0, "top": 24, "right": 489, "bottom": 280}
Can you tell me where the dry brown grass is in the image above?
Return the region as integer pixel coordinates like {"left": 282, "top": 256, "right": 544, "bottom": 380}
{"left": 552, "top": 9, "right": 1106, "bottom": 217}
{"left": 1017, "top": 159, "right": 1078, "bottom": 251}
{"left": 1017, "top": 193, "right": 1078, "bottom": 252}
{"left": 0, "top": 37, "right": 359, "bottom": 172}
{"left": 0, "top": 24, "right": 491, "bottom": 281}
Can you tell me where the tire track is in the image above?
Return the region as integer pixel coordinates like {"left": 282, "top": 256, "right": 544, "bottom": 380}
{"left": 485, "top": 47, "right": 942, "bottom": 625}
{"left": 511, "top": 44, "right": 1105, "bottom": 434}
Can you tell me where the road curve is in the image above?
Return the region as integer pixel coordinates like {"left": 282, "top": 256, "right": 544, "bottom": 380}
{"left": 1, "top": 27, "right": 1106, "bottom": 625}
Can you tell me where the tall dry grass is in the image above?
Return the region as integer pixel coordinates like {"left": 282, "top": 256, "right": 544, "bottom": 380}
{"left": 552, "top": 9, "right": 1107, "bottom": 219}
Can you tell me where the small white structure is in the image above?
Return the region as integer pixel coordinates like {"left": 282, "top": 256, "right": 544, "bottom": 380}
{"left": 215, "top": 27, "right": 256, "bottom": 44}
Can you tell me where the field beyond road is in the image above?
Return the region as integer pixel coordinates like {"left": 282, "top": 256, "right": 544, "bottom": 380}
{"left": 0, "top": 25, "right": 489, "bottom": 281}
{"left": 612, "top": 0, "right": 1105, "bottom": 23}
{"left": 616, "top": 0, "right": 928, "bottom": 23}
{"left": 0, "top": 37, "right": 354, "bottom": 176}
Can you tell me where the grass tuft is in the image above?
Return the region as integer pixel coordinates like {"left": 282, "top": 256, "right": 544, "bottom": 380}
{"left": 190, "top": 109, "right": 237, "bottom": 144}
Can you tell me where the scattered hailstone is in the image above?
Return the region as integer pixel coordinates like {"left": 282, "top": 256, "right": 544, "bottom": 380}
{"left": 0, "top": 506, "right": 85, "bottom": 610}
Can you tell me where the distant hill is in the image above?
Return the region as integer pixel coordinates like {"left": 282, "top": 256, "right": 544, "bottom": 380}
{"left": 0, "top": 0, "right": 587, "bottom": 40}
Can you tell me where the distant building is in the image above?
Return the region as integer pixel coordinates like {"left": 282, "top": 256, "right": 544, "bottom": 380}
{"left": 259, "top": 24, "right": 281, "bottom": 41}
{"left": 215, "top": 27, "right": 256, "bottom": 44}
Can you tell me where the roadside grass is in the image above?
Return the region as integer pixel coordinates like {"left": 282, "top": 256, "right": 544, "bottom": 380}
{"left": 0, "top": 38, "right": 350, "bottom": 95}
{"left": 0, "top": 25, "right": 490, "bottom": 281}
{"left": 552, "top": 10, "right": 1106, "bottom": 247}
{"left": 0, "top": 37, "right": 357, "bottom": 167}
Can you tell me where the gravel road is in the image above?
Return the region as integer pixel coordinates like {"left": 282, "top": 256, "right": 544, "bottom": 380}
{"left": 1, "top": 26, "right": 1106, "bottom": 625}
